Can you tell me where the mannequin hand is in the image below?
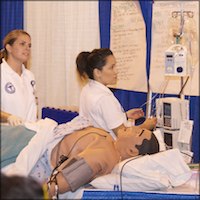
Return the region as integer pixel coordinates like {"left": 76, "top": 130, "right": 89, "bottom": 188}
{"left": 7, "top": 115, "right": 23, "bottom": 126}
{"left": 142, "top": 117, "right": 157, "bottom": 131}
{"left": 126, "top": 108, "right": 144, "bottom": 120}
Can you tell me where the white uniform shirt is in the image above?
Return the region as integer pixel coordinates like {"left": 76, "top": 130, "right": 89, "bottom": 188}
{"left": 79, "top": 79, "right": 127, "bottom": 140}
{"left": 1, "top": 59, "right": 37, "bottom": 122}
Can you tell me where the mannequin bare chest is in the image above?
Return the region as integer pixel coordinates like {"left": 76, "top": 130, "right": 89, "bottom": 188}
{"left": 50, "top": 126, "right": 112, "bottom": 168}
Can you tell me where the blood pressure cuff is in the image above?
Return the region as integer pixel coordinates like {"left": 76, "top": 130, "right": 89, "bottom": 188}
{"left": 61, "top": 157, "right": 93, "bottom": 192}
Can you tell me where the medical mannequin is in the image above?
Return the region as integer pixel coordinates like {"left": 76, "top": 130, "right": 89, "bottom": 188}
{"left": 47, "top": 126, "right": 159, "bottom": 197}
{"left": 0, "top": 30, "right": 37, "bottom": 126}
{"left": 76, "top": 48, "right": 157, "bottom": 139}
{"left": 1, "top": 117, "right": 159, "bottom": 198}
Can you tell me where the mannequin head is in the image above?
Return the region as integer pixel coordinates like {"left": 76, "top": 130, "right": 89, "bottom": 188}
{"left": 115, "top": 126, "right": 159, "bottom": 160}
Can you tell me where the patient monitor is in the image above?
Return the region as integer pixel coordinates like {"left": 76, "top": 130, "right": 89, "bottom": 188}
{"left": 156, "top": 97, "right": 193, "bottom": 163}
{"left": 156, "top": 97, "right": 189, "bottom": 130}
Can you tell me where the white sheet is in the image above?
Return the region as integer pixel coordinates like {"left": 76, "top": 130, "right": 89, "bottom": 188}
{"left": 58, "top": 169, "right": 199, "bottom": 199}
{"left": 3, "top": 118, "right": 58, "bottom": 176}
{"left": 2, "top": 120, "right": 198, "bottom": 199}
{"left": 2, "top": 116, "right": 92, "bottom": 177}
{"left": 90, "top": 149, "right": 192, "bottom": 191}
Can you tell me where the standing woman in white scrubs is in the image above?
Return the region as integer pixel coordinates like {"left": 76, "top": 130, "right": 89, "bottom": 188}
{"left": 0, "top": 30, "right": 37, "bottom": 126}
{"left": 76, "top": 48, "right": 157, "bottom": 139}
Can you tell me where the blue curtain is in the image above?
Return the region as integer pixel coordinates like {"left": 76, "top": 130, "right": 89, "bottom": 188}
{"left": 186, "top": 96, "right": 200, "bottom": 163}
{"left": 0, "top": 0, "right": 23, "bottom": 49}
{"left": 99, "top": 0, "right": 148, "bottom": 114}
{"left": 99, "top": 0, "right": 199, "bottom": 163}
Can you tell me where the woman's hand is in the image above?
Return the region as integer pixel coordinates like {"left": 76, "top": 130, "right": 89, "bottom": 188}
{"left": 7, "top": 115, "right": 23, "bottom": 126}
{"left": 126, "top": 108, "right": 144, "bottom": 120}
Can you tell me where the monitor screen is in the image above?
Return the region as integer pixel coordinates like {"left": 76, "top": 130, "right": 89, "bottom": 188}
{"left": 164, "top": 132, "right": 173, "bottom": 149}
{"left": 163, "top": 103, "right": 171, "bottom": 116}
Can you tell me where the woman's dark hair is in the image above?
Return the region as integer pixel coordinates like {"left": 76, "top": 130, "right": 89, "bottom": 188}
{"left": 76, "top": 48, "right": 113, "bottom": 79}
{"left": 1, "top": 173, "right": 44, "bottom": 199}
{"left": 136, "top": 132, "right": 160, "bottom": 155}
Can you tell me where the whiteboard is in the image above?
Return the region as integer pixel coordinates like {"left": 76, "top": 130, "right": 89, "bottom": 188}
{"left": 110, "top": 1, "right": 148, "bottom": 92}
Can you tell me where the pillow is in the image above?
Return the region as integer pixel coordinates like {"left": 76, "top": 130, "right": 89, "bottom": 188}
{"left": 90, "top": 173, "right": 169, "bottom": 191}
{"left": 153, "top": 128, "right": 166, "bottom": 151}
{"left": 90, "top": 149, "right": 192, "bottom": 191}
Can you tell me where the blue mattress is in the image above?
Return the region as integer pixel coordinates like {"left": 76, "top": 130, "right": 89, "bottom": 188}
{"left": 82, "top": 190, "right": 200, "bottom": 200}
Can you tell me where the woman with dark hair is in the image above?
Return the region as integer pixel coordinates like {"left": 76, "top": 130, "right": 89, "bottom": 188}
{"left": 76, "top": 48, "right": 157, "bottom": 139}
{"left": 1, "top": 173, "right": 46, "bottom": 199}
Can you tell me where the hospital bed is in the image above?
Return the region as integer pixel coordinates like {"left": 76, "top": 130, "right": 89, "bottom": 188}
{"left": 1, "top": 107, "right": 199, "bottom": 200}
{"left": 41, "top": 107, "right": 200, "bottom": 200}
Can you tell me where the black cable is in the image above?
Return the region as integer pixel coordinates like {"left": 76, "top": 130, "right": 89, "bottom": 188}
{"left": 180, "top": 151, "right": 193, "bottom": 158}
{"left": 47, "top": 131, "right": 107, "bottom": 199}
{"left": 119, "top": 156, "right": 142, "bottom": 200}
{"left": 65, "top": 131, "right": 107, "bottom": 158}
{"left": 50, "top": 131, "right": 107, "bottom": 179}
{"left": 179, "top": 76, "right": 189, "bottom": 96}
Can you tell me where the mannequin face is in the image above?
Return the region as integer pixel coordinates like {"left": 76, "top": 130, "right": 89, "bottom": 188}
{"left": 94, "top": 55, "right": 118, "bottom": 86}
{"left": 115, "top": 127, "right": 152, "bottom": 160}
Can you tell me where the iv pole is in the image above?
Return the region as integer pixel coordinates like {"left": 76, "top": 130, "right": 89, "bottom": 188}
{"left": 174, "top": 6, "right": 193, "bottom": 100}
{"left": 174, "top": 7, "right": 185, "bottom": 100}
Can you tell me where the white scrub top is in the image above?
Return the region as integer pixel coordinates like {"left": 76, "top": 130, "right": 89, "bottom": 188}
{"left": 79, "top": 79, "right": 127, "bottom": 140}
{"left": 1, "top": 59, "right": 37, "bottom": 122}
